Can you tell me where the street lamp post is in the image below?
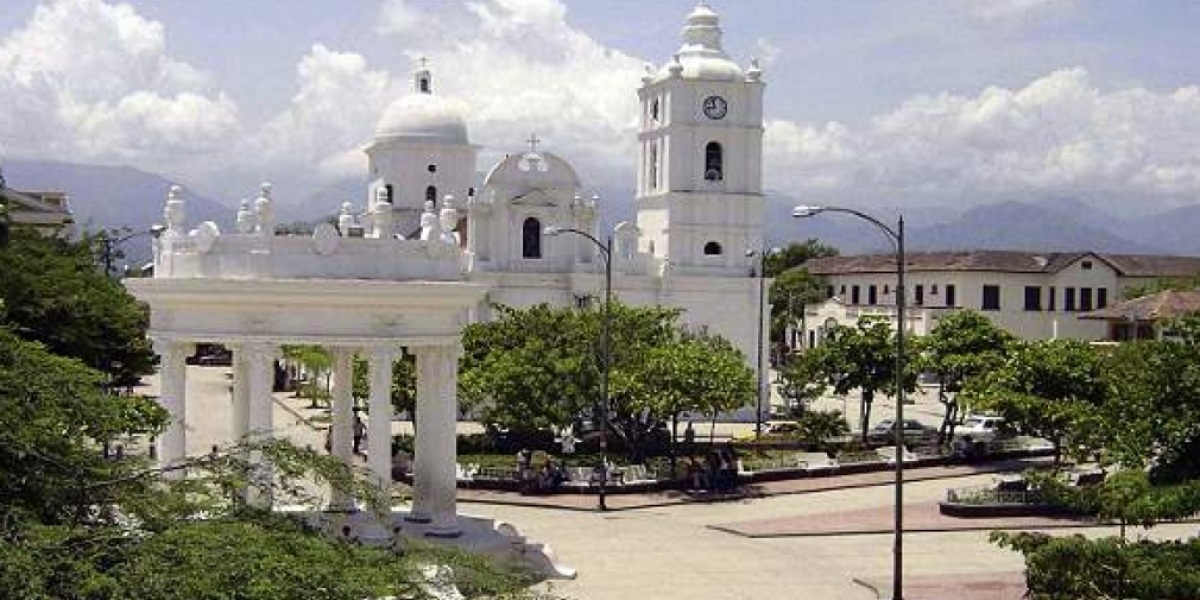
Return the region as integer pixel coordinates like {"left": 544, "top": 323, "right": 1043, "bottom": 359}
{"left": 746, "top": 247, "right": 775, "bottom": 439}
{"left": 545, "top": 225, "right": 612, "bottom": 511}
{"left": 793, "top": 205, "right": 906, "bottom": 600}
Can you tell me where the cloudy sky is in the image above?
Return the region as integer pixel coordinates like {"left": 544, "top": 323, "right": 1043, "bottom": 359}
{"left": 1, "top": 0, "right": 1199, "bottom": 214}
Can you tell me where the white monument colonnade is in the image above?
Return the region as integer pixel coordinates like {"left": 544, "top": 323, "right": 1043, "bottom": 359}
{"left": 127, "top": 183, "right": 486, "bottom": 539}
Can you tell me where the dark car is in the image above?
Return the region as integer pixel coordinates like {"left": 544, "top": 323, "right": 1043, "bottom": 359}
{"left": 867, "top": 419, "right": 936, "bottom": 444}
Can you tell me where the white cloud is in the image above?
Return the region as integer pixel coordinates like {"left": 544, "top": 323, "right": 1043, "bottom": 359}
{"left": 376, "top": 0, "right": 427, "bottom": 37}
{"left": 765, "top": 68, "right": 1200, "bottom": 205}
{"left": 0, "top": 0, "right": 238, "bottom": 159}
{"left": 960, "top": 0, "right": 1079, "bottom": 28}
{"left": 372, "top": 0, "right": 645, "bottom": 183}
{"left": 254, "top": 44, "right": 391, "bottom": 182}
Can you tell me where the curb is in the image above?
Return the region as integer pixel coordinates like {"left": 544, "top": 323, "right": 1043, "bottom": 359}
{"left": 706, "top": 516, "right": 1200, "bottom": 539}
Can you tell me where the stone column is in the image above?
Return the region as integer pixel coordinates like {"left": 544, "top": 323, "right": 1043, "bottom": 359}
{"left": 231, "top": 346, "right": 250, "bottom": 445}
{"left": 329, "top": 347, "right": 356, "bottom": 511}
{"left": 411, "top": 344, "right": 461, "bottom": 537}
{"left": 244, "top": 342, "right": 275, "bottom": 508}
{"left": 367, "top": 348, "right": 397, "bottom": 492}
{"left": 154, "top": 339, "right": 189, "bottom": 478}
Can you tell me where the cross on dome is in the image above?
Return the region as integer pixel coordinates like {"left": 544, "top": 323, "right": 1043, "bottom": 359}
{"left": 526, "top": 133, "right": 541, "bottom": 154}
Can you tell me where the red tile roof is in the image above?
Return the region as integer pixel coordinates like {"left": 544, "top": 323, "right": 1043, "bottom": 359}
{"left": 806, "top": 250, "right": 1200, "bottom": 278}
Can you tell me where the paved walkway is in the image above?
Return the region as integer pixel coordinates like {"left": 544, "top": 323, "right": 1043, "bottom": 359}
{"left": 712, "top": 501, "right": 1095, "bottom": 538}
{"left": 144, "top": 366, "right": 1199, "bottom": 600}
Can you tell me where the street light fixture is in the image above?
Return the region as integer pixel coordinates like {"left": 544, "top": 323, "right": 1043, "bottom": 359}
{"left": 793, "top": 204, "right": 907, "bottom": 600}
{"left": 544, "top": 224, "right": 613, "bottom": 511}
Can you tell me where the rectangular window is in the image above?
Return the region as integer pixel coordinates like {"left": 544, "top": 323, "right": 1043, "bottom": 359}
{"left": 982, "top": 285, "right": 1001, "bottom": 311}
{"left": 827, "top": 285, "right": 835, "bottom": 299}
{"left": 945, "top": 284, "right": 956, "bottom": 307}
{"left": 1098, "top": 288, "right": 1108, "bottom": 309}
{"left": 851, "top": 285, "right": 861, "bottom": 305}
{"left": 931, "top": 284, "right": 939, "bottom": 295}
{"left": 1082, "top": 260, "right": 1093, "bottom": 270}
{"left": 1080, "top": 287, "right": 1093, "bottom": 312}
{"left": 868, "top": 285, "right": 878, "bottom": 305}
{"left": 1024, "top": 286, "right": 1042, "bottom": 311}
{"left": 1065, "top": 287, "right": 1076, "bottom": 311}
{"left": 1048, "top": 286, "right": 1056, "bottom": 312}
{"left": 914, "top": 284, "right": 924, "bottom": 306}
{"left": 840, "top": 285, "right": 846, "bottom": 295}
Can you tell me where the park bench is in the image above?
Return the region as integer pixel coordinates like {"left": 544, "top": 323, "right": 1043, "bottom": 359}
{"left": 876, "top": 445, "right": 919, "bottom": 465}
{"left": 796, "top": 452, "right": 838, "bottom": 473}
{"left": 456, "top": 463, "right": 480, "bottom": 484}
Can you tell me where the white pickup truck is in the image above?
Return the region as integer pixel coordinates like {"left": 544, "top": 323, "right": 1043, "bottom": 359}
{"left": 952, "top": 415, "right": 1009, "bottom": 457}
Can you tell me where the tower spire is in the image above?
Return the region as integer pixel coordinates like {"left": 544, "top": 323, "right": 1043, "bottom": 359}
{"left": 413, "top": 56, "right": 432, "bottom": 94}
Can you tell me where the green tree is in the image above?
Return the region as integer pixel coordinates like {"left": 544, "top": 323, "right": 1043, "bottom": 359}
{"left": 968, "top": 339, "right": 1107, "bottom": 463}
{"left": 763, "top": 239, "right": 839, "bottom": 277}
{"left": 0, "top": 229, "right": 155, "bottom": 387}
{"left": 913, "top": 310, "right": 1014, "bottom": 445}
{"left": 460, "top": 303, "right": 609, "bottom": 437}
{"left": 619, "top": 331, "right": 755, "bottom": 463}
{"left": 462, "top": 303, "right": 753, "bottom": 461}
{"left": 805, "top": 318, "right": 916, "bottom": 443}
{"left": 283, "top": 345, "right": 332, "bottom": 408}
{"left": 989, "top": 338, "right": 1200, "bottom": 599}
{"left": 764, "top": 240, "right": 838, "bottom": 356}
{"left": 0, "top": 328, "right": 540, "bottom": 600}
{"left": 776, "top": 349, "right": 829, "bottom": 414}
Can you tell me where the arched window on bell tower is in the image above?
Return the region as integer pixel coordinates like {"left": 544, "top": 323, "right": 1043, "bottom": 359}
{"left": 649, "top": 143, "right": 659, "bottom": 191}
{"left": 705, "top": 142, "right": 723, "bottom": 182}
{"left": 522, "top": 217, "right": 542, "bottom": 259}
{"left": 425, "top": 185, "right": 437, "bottom": 206}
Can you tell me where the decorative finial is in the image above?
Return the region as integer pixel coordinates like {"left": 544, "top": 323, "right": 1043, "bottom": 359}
{"left": 236, "top": 198, "right": 255, "bottom": 233}
{"left": 747, "top": 57, "right": 763, "bottom": 81}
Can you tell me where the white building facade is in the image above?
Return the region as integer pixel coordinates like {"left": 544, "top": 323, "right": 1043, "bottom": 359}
{"left": 363, "top": 5, "right": 769, "bottom": 418}
{"left": 801, "top": 250, "right": 1200, "bottom": 346}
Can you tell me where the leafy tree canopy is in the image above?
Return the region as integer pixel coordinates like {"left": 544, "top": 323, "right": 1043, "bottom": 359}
{"left": 0, "top": 230, "right": 154, "bottom": 386}
{"left": 0, "top": 329, "right": 542, "bottom": 600}
{"left": 968, "top": 339, "right": 1106, "bottom": 461}
{"left": 462, "top": 303, "right": 754, "bottom": 459}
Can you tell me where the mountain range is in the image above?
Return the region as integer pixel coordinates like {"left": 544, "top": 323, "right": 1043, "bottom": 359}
{"left": 5, "top": 159, "right": 1200, "bottom": 260}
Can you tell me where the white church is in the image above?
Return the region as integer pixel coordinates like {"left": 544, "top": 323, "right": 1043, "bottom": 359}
{"left": 362, "top": 4, "right": 768, "bottom": 398}
{"left": 127, "top": 5, "right": 769, "bottom": 551}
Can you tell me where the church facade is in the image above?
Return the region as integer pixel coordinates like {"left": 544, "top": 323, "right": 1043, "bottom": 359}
{"left": 360, "top": 5, "right": 769, "bottom": 419}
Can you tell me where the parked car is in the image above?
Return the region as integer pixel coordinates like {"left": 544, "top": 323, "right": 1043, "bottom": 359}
{"left": 954, "top": 415, "right": 1007, "bottom": 444}
{"left": 866, "top": 419, "right": 936, "bottom": 444}
{"left": 952, "top": 415, "right": 1012, "bottom": 458}
{"left": 733, "top": 420, "right": 800, "bottom": 442}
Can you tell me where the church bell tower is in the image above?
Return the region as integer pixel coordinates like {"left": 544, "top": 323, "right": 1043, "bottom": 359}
{"left": 635, "top": 4, "right": 765, "bottom": 275}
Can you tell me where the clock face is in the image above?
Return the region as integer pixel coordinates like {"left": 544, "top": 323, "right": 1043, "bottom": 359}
{"left": 702, "top": 95, "right": 727, "bottom": 120}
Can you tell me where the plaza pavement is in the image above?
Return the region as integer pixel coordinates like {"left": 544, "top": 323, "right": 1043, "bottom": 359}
{"left": 139, "top": 366, "right": 1197, "bottom": 600}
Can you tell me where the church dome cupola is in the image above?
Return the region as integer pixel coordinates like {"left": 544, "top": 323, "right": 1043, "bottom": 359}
{"left": 374, "top": 58, "right": 469, "bottom": 145}
{"left": 664, "top": 3, "right": 743, "bottom": 82}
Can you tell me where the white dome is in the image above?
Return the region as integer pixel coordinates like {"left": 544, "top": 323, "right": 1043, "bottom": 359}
{"left": 659, "top": 3, "right": 744, "bottom": 82}
{"left": 669, "top": 54, "right": 743, "bottom": 81}
{"left": 374, "top": 93, "right": 469, "bottom": 145}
